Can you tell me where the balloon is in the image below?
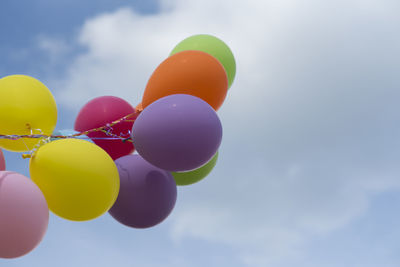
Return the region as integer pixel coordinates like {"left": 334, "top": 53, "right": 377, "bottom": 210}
{"left": 0, "top": 75, "right": 57, "bottom": 152}
{"left": 135, "top": 102, "right": 143, "bottom": 112}
{"left": 109, "top": 154, "right": 177, "bottom": 228}
{"left": 51, "top": 129, "right": 91, "bottom": 142}
{"left": 170, "top": 34, "right": 236, "bottom": 88}
{"left": 141, "top": 50, "right": 228, "bottom": 111}
{"left": 30, "top": 139, "right": 120, "bottom": 221}
{"left": 0, "top": 149, "right": 5, "bottom": 171}
{"left": 172, "top": 151, "right": 218, "bottom": 186}
{"left": 0, "top": 171, "right": 49, "bottom": 258}
{"left": 132, "top": 94, "right": 222, "bottom": 172}
{"left": 75, "top": 96, "right": 137, "bottom": 160}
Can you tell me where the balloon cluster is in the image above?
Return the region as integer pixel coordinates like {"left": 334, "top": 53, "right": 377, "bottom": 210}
{"left": 0, "top": 34, "right": 236, "bottom": 258}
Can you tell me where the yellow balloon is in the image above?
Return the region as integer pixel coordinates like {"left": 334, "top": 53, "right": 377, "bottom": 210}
{"left": 0, "top": 75, "right": 57, "bottom": 152}
{"left": 30, "top": 139, "right": 120, "bottom": 221}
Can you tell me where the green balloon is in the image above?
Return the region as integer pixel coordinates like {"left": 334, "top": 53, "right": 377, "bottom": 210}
{"left": 172, "top": 152, "right": 219, "bottom": 186}
{"left": 170, "top": 34, "right": 236, "bottom": 88}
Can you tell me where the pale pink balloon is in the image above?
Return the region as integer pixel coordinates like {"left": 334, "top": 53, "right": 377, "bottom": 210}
{"left": 0, "top": 171, "right": 49, "bottom": 258}
{"left": 0, "top": 149, "right": 5, "bottom": 170}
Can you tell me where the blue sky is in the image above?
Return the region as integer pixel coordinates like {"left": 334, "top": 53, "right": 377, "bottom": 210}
{"left": 1, "top": 0, "right": 400, "bottom": 266}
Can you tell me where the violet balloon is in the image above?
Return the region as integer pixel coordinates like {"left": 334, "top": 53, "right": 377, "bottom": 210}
{"left": 0, "top": 171, "right": 49, "bottom": 258}
{"left": 132, "top": 94, "right": 222, "bottom": 172}
{"left": 109, "top": 154, "right": 177, "bottom": 228}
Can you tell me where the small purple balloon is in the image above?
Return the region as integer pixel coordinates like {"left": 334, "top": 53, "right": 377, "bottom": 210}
{"left": 109, "top": 154, "right": 177, "bottom": 228}
{"left": 132, "top": 94, "right": 223, "bottom": 172}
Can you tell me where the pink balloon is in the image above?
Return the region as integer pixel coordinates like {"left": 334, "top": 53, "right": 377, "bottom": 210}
{"left": 0, "top": 171, "right": 49, "bottom": 258}
{"left": 74, "top": 96, "right": 137, "bottom": 160}
{"left": 0, "top": 149, "right": 5, "bottom": 171}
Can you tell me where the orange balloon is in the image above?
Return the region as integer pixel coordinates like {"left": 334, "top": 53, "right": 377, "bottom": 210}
{"left": 142, "top": 50, "right": 228, "bottom": 111}
{"left": 135, "top": 102, "right": 143, "bottom": 112}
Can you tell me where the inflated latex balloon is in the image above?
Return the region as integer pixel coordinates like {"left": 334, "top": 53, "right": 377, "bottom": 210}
{"left": 30, "top": 139, "right": 120, "bottom": 221}
{"left": 141, "top": 50, "right": 228, "bottom": 111}
{"left": 0, "top": 171, "right": 49, "bottom": 259}
{"left": 109, "top": 154, "right": 177, "bottom": 228}
{"left": 0, "top": 75, "right": 57, "bottom": 152}
{"left": 170, "top": 34, "right": 236, "bottom": 88}
{"left": 75, "top": 96, "right": 137, "bottom": 160}
{"left": 172, "top": 152, "right": 218, "bottom": 186}
{"left": 0, "top": 149, "right": 5, "bottom": 170}
{"left": 132, "top": 94, "right": 222, "bottom": 172}
{"left": 135, "top": 102, "right": 143, "bottom": 112}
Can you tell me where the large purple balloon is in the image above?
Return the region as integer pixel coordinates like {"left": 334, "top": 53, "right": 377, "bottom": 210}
{"left": 109, "top": 154, "right": 177, "bottom": 228}
{"left": 132, "top": 94, "right": 222, "bottom": 172}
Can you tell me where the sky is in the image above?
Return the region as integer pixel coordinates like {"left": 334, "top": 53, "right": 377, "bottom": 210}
{"left": 1, "top": 0, "right": 400, "bottom": 266}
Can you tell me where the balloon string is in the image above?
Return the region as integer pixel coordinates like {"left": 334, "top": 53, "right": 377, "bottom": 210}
{"left": 0, "top": 109, "right": 142, "bottom": 159}
{"left": 70, "top": 111, "right": 140, "bottom": 139}
{"left": 21, "top": 127, "right": 50, "bottom": 159}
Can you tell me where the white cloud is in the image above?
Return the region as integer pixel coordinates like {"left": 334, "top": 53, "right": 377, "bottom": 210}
{"left": 37, "top": 36, "right": 70, "bottom": 63}
{"left": 40, "top": 0, "right": 400, "bottom": 266}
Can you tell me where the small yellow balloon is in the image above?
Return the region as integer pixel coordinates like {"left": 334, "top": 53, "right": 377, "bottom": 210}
{"left": 30, "top": 139, "right": 120, "bottom": 221}
{"left": 0, "top": 75, "right": 57, "bottom": 152}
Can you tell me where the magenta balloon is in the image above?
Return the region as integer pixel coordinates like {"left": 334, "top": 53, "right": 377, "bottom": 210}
{"left": 0, "top": 149, "right": 5, "bottom": 170}
{"left": 74, "top": 96, "right": 137, "bottom": 160}
{"left": 0, "top": 171, "right": 49, "bottom": 258}
{"left": 109, "top": 154, "right": 177, "bottom": 228}
{"left": 132, "top": 94, "right": 222, "bottom": 172}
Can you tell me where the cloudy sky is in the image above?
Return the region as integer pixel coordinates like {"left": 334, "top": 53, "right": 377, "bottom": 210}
{"left": 1, "top": 0, "right": 400, "bottom": 266}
